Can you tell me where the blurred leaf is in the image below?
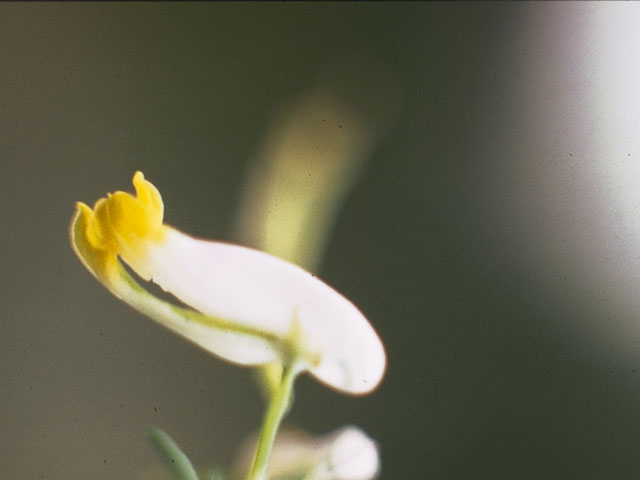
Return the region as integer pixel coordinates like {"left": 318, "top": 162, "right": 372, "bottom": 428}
{"left": 208, "top": 467, "right": 226, "bottom": 480}
{"left": 145, "top": 426, "right": 200, "bottom": 480}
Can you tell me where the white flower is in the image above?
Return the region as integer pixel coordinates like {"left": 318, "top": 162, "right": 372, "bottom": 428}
{"left": 234, "top": 426, "right": 380, "bottom": 480}
{"left": 70, "top": 172, "right": 386, "bottom": 395}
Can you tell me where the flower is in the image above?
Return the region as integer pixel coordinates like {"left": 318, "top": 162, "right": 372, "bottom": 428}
{"left": 70, "top": 172, "right": 386, "bottom": 395}
{"left": 233, "top": 426, "right": 380, "bottom": 480}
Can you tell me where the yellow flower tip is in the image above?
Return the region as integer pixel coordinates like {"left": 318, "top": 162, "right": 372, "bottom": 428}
{"left": 70, "top": 200, "right": 119, "bottom": 284}
{"left": 106, "top": 171, "right": 165, "bottom": 248}
{"left": 132, "top": 171, "right": 163, "bottom": 213}
{"left": 70, "top": 172, "right": 167, "bottom": 285}
{"left": 76, "top": 200, "right": 91, "bottom": 213}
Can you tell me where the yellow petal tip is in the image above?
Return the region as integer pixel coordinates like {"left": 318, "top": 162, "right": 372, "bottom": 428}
{"left": 70, "top": 172, "right": 167, "bottom": 284}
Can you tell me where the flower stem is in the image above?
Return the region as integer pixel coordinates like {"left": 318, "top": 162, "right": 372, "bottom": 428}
{"left": 248, "top": 362, "right": 300, "bottom": 480}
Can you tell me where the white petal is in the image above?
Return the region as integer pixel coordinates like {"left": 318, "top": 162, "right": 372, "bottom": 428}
{"left": 128, "top": 227, "right": 386, "bottom": 394}
{"left": 114, "top": 262, "right": 279, "bottom": 367}
{"left": 323, "top": 427, "right": 380, "bottom": 480}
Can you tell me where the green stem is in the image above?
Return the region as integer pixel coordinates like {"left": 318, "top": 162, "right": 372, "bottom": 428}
{"left": 248, "top": 362, "right": 301, "bottom": 480}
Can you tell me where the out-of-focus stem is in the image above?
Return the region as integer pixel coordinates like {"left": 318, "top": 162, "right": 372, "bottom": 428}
{"left": 247, "top": 362, "right": 301, "bottom": 480}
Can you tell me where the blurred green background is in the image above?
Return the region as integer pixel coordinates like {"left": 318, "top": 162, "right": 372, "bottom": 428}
{"left": 3, "top": 3, "right": 640, "bottom": 479}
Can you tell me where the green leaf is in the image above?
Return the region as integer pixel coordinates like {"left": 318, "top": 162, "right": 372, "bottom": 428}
{"left": 145, "top": 426, "right": 200, "bottom": 480}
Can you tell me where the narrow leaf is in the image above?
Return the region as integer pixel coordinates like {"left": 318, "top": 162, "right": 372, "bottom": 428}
{"left": 145, "top": 426, "right": 200, "bottom": 480}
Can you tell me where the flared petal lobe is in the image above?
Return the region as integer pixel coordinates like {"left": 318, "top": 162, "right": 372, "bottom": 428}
{"left": 70, "top": 172, "right": 386, "bottom": 395}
